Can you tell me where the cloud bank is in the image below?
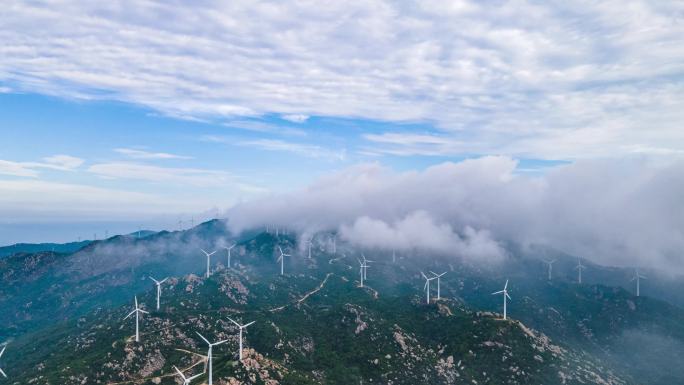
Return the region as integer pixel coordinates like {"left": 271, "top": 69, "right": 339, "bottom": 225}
{"left": 1, "top": 1, "right": 683, "bottom": 158}
{"left": 226, "top": 156, "right": 684, "bottom": 271}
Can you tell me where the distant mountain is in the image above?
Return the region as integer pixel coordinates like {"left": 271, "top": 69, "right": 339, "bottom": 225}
{"left": 0, "top": 240, "right": 91, "bottom": 258}
{"left": 1, "top": 219, "right": 683, "bottom": 384}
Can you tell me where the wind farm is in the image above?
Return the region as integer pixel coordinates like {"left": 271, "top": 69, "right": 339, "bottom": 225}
{"left": 1, "top": 1, "right": 682, "bottom": 384}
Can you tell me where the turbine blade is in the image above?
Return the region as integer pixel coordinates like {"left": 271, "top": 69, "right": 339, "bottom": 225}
{"left": 139, "top": 309, "right": 149, "bottom": 314}
{"left": 492, "top": 290, "right": 504, "bottom": 295}
{"left": 429, "top": 271, "right": 438, "bottom": 276}
{"left": 200, "top": 248, "right": 208, "bottom": 255}
{"left": 173, "top": 366, "right": 185, "bottom": 379}
{"left": 0, "top": 346, "right": 5, "bottom": 358}
{"left": 506, "top": 292, "right": 512, "bottom": 300}
{"left": 160, "top": 277, "right": 168, "bottom": 283}
{"left": 189, "top": 373, "right": 203, "bottom": 380}
{"left": 124, "top": 310, "right": 136, "bottom": 319}
{"left": 227, "top": 317, "right": 241, "bottom": 327}
{"left": 150, "top": 276, "right": 159, "bottom": 284}
{"left": 420, "top": 272, "right": 427, "bottom": 279}
{"left": 213, "top": 339, "right": 229, "bottom": 346}
{"left": 504, "top": 280, "right": 508, "bottom": 290}
{"left": 196, "top": 331, "right": 210, "bottom": 345}
{"left": 0, "top": 368, "right": 6, "bottom": 378}
{"left": 244, "top": 321, "right": 256, "bottom": 328}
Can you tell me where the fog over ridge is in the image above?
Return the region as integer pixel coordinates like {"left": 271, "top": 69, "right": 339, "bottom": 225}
{"left": 225, "top": 156, "right": 684, "bottom": 272}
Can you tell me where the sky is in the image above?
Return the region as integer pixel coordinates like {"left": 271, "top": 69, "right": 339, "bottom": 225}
{"left": 0, "top": 1, "right": 683, "bottom": 270}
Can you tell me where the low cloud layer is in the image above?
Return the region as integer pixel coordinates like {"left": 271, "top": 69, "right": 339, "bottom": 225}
{"left": 226, "top": 156, "right": 684, "bottom": 271}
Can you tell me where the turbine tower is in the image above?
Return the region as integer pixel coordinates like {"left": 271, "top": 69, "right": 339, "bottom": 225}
{"left": 332, "top": 234, "right": 336, "bottom": 254}
{"left": 430, "top": 271, "right": 447, "bottom": 300}
{"left": 392, "top": 248, "right": 396, "bottom": 263}
{"left": 575, "top": 258, "right": 586, "bottom": 284}
{"left": 0, "top": 344, "right": 7, "bottom": 378}
{"left": 492, "top": 280, "right": 512, "bottom": 320}
{"left": 631, "top": 269, "right": 647, "bottom": 297}
{"left": 277, "top": 246, "right": 290, "bottom": 275}
{"left": 543, "top": 259, "right": 556, "bottom": 280}
{"left": 307, "top": 236, "right": 314, "bottom": 259}
{"left": 173, "top": 366, "right": 202, "bottom": 385}
{"left": 225, "top": 243, "right": 237, "bottom": 268}
{"left": 196, "top": 332, "right": 228, "bottom": 385}
{"left": 200, "top": 249, "right": 217, "bottom": 278}
{"left": 149, "top": 276, "right": 168, "bottom": 311}
{"left": 123, "top": 296, "right": 148, "bottom": 342}
{"left": 421, "top": 272, "right": 436, "bottom": 304}
{"left": 228, "top": 317, "right": 256, "bottom": 361}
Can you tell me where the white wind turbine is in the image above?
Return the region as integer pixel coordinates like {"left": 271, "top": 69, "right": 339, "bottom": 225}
{"left": 225, "top": 243, "right": 236, "bottom": 268}
{"left": 123, "top": 296, "right": 148, "bottom": 342}
{"left": 631, "top": 269, "right": 647, "bottom": 297}
{"left": 306, "top": 236, "right": 314, "bottom": 259}
{"left": 361, "top": 253, "right": 374, "bottom": 280}
{"left": 543, "top": 259, "right": 556, "bottom": 280}
{"left": 357, "top": 258, "right": 368, "bottom": 287}
{"left": 421, "top": 272, "right": 436, "bottom": 304}
{"left": 575, "top": 258, "right": 586, "bottom": 284}
{"left": 149, "top": 276, "right": 168, "bottom": 311}
{"left": 0, "top": 344, "right": 7, "bottom": 378}
{"left": 200, "top": 249, "right": 217, "bottom": 278}
{"left": 228, "top": 317, "right": 256, "bottom": 361}
{"left": 173, "top": 365, "right": 202, "bottom": 385}
{"left": 491, "top": 280, "right": 512, "bottom": 320}
{"left": 196, "top": 332, "right": 228, "bottom": 385}
{"left": 277, "top": 246, "right": 290, "bottom": 275}
{"left": 430, "top": 271, "right": 447, "bottom": 300}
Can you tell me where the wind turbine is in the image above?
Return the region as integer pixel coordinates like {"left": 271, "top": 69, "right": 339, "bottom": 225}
{"left": 421, "top": 272, "right": 436, "bottom": 304}
{"left": 543, "top": 259, "right": 556, "bottom": 280}
{"left": 196, "top": 332, "right": 228, "bottom": 385}
{"left": 149, "top": 276, "right": 168, "bottom": 311}
{"left": 430, "top": 271, "right": 447, "bottom": 300}
{"left": 357, "top": 258, "right": 368, "bottom": 287}
{"left": 228, "top": 317, "right": 256, "bottom": 361}
{"left": 392, "top": 248, "right": 396, "bottom": 263}
{"left": 123, "top": 296, "right": 148, "bottom": 342}
{"left": 0, "top": 344, "right": 7, "bottom": 378}
{"left": 200, "top": 249, "right": 217, "bottom": 278}
{"left": 491, "top": 280, "right": 512, "bottom": 320}
{"left": 361, "top": 253, "right": 374, "bottom": 279}
{"left": 631, "top": 269, "right": 647, "bottom": 297}
{"left": 306, "top": 236, "right": 314, "bottom": 259}
{"left": 173, "top": 366, "right": 202, "bottom": 385}
{"left": 225, "top": 243, "right": 236, "bottom": 268}
{"left": 575, "top": 258, "right": 586, "bottom": 284}
{"left": 277, "top": 246, "right": 290, "bottom": 275}
{"left": 331, "top": 234, "right": 336, "bottom": 254}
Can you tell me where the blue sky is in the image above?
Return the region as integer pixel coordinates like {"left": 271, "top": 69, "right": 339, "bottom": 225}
{"left": 0, "top": 0, "right": 682, "bottom": 245}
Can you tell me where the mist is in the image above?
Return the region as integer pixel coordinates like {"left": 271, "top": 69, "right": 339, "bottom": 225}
{"left": 225, "top": 156, "right": 684, "bottom": 273}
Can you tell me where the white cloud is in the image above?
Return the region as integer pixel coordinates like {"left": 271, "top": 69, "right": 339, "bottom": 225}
{"left": 41, "top": 154, "right": 84, "bottom": 169}
{"left": 114, "top": 147, "right": 192, "bottom": 160}
{"left": 0, "top": 160, "right": 39, "bottom": 177}
{"left": 88, "top": 162, "right": 232, "bottom": 187}
{"left": 281, "top": 114, "right": 310, "bottom": 124}
{"left": 226, "top": 156, "right": 684, "bottom": 272}
{"left": 0, "top": 155, "right": 84, "bottom": 177}
{"left": 0, "top": 179, "right": 198, "bottom": 219}
{"left": 236, "top": 139, "right": 346, "bottom": 161}
{"left": 0, "top": 1, "right": 682, "bottom": 159}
